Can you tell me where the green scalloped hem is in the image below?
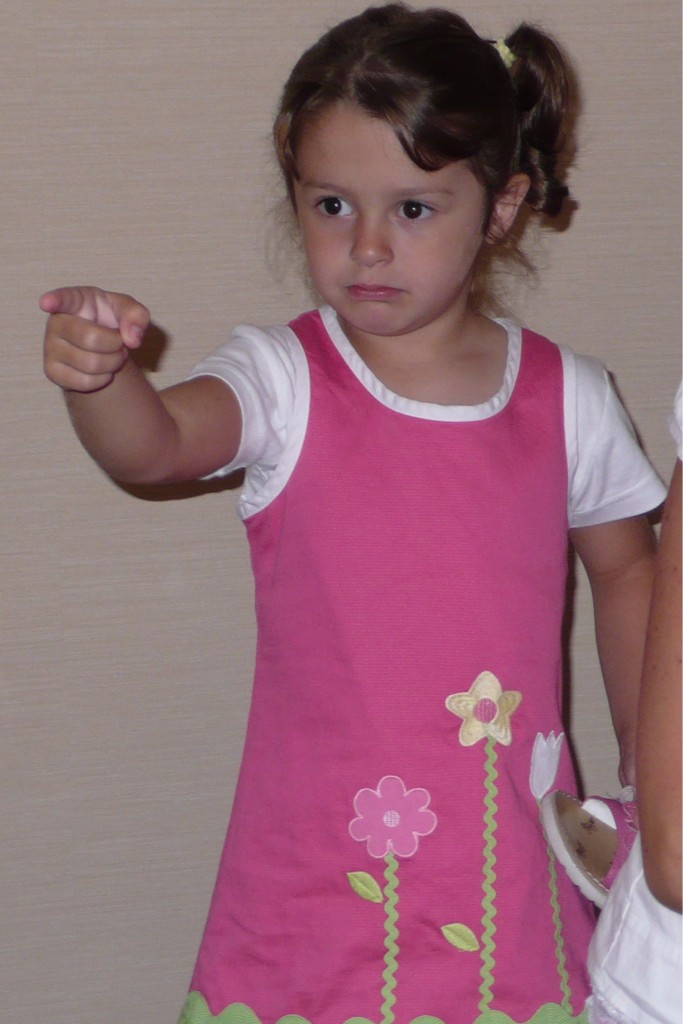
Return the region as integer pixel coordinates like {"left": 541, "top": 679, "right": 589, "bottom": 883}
{"left": 178, "top": 993, "right": 588, "bottom": 1024}
{"left": 473, "top": 1007, "right": 588, "bottom": 1024}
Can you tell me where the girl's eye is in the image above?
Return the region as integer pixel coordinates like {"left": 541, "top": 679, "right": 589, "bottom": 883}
{"left": 400, "top": 200, "right": 433, "bottom": 220}
{"left": 317, "top": 196, "right": 352, "bottom": 217}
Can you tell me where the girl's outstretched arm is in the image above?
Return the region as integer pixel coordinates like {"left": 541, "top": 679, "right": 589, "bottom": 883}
{"left": 570, "top": 514, "right": 657, "bottom": 788}
{"left": 636, "top": 461, "right": 682, "bottom": 910}
{"left": 41, "top": 286, "right": 242, "bottom": 485}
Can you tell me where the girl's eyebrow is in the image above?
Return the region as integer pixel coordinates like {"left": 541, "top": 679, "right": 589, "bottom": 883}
{"left": 298, "top": 178, "right": 455, "bottom": 199}
{"left": 297, "top": 179, "right": 344, "bottom": 191}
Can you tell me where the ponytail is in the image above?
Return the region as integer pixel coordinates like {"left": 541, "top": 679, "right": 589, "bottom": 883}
{"left": 504, "top": 24, "right": 575, "bottom": 216}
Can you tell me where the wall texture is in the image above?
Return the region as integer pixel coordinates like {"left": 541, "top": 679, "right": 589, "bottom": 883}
{"left": 2, "top": 2, "right": 680, "bottom": 1021}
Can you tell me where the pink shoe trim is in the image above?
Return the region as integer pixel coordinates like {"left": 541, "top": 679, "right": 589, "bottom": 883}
{"left": 593, "top": 792, "right": 638, "bottom": 889}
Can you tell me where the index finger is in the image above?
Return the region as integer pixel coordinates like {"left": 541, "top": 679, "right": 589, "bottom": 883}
{"left": 39, "top": 286, "right": 150, "bottom": 349}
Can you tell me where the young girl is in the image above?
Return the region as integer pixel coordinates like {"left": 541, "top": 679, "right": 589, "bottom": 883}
{"left": 41, "top": 5, "right": 665, "bottom": 1022}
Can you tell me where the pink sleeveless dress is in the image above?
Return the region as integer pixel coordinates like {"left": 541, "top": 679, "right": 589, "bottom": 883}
{"left": 180, "top": 311, "right": 594, "bottom": 1024}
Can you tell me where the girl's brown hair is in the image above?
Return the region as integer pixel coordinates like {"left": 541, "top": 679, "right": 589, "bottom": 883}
{"left": 273, "top": 3, "right": 574, "bottom": 223}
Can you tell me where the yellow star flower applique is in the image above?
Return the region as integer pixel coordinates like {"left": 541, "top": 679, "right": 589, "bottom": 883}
{"left": 446, "top": 670, "right": 522, "bottom": 747}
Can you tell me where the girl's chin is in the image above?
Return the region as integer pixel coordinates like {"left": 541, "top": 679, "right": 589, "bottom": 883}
{"left": 338, "top": 311, "right": 422, "bottom": 344}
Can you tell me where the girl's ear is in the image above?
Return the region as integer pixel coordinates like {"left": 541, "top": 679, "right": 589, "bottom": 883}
{"left": 486, "top": 173, "right": 530, "bottom": 242}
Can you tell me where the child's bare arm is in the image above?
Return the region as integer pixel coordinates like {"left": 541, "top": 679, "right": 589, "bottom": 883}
{"left": 637, "top": 461, "right": 682, "bottom": 911}
{"left": 41, "top": 286, "right": 242, "bottom": 484}
{"left": 570, "top": 514, "right": 657, "bottom": 788}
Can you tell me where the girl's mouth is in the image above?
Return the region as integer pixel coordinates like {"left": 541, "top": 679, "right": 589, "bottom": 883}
{"left": 347, "top": 284, "right": 402, "bottom": 301}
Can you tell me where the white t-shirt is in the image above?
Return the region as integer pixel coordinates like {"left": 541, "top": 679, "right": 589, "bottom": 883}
{"left": 189, "top": 306, "right": 665, "bottom": 522}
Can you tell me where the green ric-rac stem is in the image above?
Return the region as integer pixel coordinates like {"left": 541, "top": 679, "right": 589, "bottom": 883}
{"left": 478, "top": 736, "right": 499, "bottom": 1012}
{"left": 380, "top": 852, "right": 400, "bottom": 1024}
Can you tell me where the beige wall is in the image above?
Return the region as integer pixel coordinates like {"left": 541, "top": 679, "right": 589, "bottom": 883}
{"left": 2, "top": 2, "right": 680, "bottom": 1020}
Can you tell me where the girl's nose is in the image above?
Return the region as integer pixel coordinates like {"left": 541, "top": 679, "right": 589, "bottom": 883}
{"left": 351, "top": 216, "right": 392, "bottom": 267}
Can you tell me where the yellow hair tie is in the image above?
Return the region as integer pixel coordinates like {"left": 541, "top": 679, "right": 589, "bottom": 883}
{"left": 493, "top": 38, "right": 516, "bottom": 70}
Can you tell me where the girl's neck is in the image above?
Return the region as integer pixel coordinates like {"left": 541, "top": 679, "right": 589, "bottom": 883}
{"left": 338, "top": 309, "right": 509, "bottom": 407}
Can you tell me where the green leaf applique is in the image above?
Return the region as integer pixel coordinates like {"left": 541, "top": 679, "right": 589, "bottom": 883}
{"left": 347, "top": 870, "right": 383, "bottom": 903}
{"left": 441, "top": 922, "right": 480, "bottom": 952}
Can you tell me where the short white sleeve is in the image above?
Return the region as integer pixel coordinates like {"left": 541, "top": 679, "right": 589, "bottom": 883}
{"left": 186, "top": 323, "right": 308, "bottom": 517}
{"left": 561, "top": 346, "right": 665, "bottom": 528}
{"left": 187, "top": 322, "right": 303, "bottom": 473}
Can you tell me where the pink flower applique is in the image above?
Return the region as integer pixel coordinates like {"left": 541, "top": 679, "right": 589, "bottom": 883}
{"left": 349, "top": 775, "right": 437, "bottom": 859}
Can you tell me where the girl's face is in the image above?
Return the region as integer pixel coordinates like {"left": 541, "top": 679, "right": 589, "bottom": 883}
{"left": 293, "top": 102, "right": 517, "bottom": 351}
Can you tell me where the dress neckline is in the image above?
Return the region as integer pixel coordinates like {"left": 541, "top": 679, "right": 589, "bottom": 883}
{"left": 319, "top": 305, "right": 522, "bottom": 423}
